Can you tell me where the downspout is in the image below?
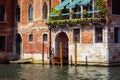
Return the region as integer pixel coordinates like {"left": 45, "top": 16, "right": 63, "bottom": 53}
{"left": 49, "top": 0, "right": 52, "bottom": 65}
{"left": 10, "top": 0, "right": 15, "bottom": 60}
{"left": 10, "top": 0, "right": 13, "bottom": 59}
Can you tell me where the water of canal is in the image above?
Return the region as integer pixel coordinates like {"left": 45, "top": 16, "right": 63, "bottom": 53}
{"left": 0, "top": 64, "right": 120, "bottom": 80}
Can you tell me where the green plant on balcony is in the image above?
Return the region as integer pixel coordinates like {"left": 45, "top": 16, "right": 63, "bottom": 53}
{"left": 83, "top": 9, "right": 87, "bottom": 15}
{"left": 47, "top": 18, "right": 103, "bottom": 26}
{"left": 50, "top": 6, "right": 62, "bottom": 15}
{"left": 95, "top": 0, "right": 107, "bottom": 17}
{"left": 47, "top": 0, "right": 107, "bottom": 25}
{"left": 50, "top": 6, "right": 62, "bottom": 20}
{"left": 70, "top": 10, "right": 74, "bottom": 15}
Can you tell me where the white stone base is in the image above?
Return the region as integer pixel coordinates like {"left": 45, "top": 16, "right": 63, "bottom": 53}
{"left": 22, "top": 53, "right": 49, "bottom": 64}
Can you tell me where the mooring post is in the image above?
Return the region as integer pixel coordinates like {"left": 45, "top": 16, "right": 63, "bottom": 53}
{"left": 42, "top": 42, "right": 44, "bottom": 65}
{"left": 74, "top": 42, "right": 77, "bottom": 67}
{"left": 86, "top": 56, "right": 88, "bottom": 66}
{"left": 60, "top": 42, "right": 63, "bottom": 66}
{"left": 49, "top": 27, "right": 52, "bottom": 65}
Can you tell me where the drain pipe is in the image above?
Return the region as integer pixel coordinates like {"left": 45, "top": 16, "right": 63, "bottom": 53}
{"left": 42, "top": 41, "right": 44, "bottom": 65}
{"left": 10, "top": 0, "right": 14, "bottom": 60}
{"left": 48, "top": 0, "right": 52, "bottom": 65}
{"left": 48, "top": 27, "right": 52, "bottom": 65}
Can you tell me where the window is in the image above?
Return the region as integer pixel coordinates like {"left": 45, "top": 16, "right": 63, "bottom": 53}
{"left": 61, "top": 0, "right": 69, "bottom": 19}
{"left": 29, "top": 34, "right": 33, "bottom": 42}
{"left": 28, "top": 4, "right": 33, "bottom": 21}
{"left": 112, "top": 0, "right": 120, "bottom": 15}
{"left": 95, "top": 27, "right": 103, "bottom": 43}
{"left": 0, "top": 4, "right": 5, "bottom": 21}
{"left": 43, "top": 34, "right": 48, "bottom": 42}
{"left": 83, "top": 0, "right": 93, "bottom": 17}
{"left": 73, "top": 5, "right": 81, "bottom": 19}
{"left": 16, "top": 5, "right": 20, "bottom": 22}
{"left": 0, "top": 35, "right": 6, "bottom": 51}
{"left": 42, "top": 2, "right": 48, "bottom": 19}
{"left": 114, "top": 27, "right": 120, "bottom": 43}
{"left": 73, "top": 28, "right": 80, "bottom": 43}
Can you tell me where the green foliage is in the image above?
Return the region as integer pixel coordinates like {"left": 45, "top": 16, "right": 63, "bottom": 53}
{"left": 46, "top": 18, "right": 103, "bottom": 25}
{"left": 47, "top": 0, "right": 107, "bottom": 25}
{"left": 83, "top": 9, "right": 87, "bottom": 15}
{"left": 50, "top": 6, "right": 62, "bottom": 16}
{"left": 49, "top": 6, "right": 62, "bottom": 20}
{"left": 95, "top": 0, "right": 107, "bottom": 17}
{"left": 70, "top": 10, "right": 74, "bottom": 15}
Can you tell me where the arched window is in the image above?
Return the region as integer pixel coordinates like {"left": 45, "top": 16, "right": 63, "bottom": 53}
{"left": 0, "top": 4, "right": 5, "bottom": 21}
{"left": 43, "top": 34, "right": 48, "bottom": 42}
{"left": 28, "top": 4, "right": 33, "bottom": 21}
{"left": 16, "top": 5, "right": 20, "bottom": 22}
{"left": 42, "top": 2, "right": 48, "bottom": 19}
{"left": 29, "top": 34, "right": 33, "bottom": 42}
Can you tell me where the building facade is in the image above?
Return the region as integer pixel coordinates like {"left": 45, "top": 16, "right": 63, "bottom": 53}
{"left": 0, "top": 0, "right": 15, "bottom": 62}
{"left": 0, "top": 0, "right": 50, "bottom": 63}
{"left": 48, "top": 0, "right": 120, "bottom": 66}
{"left": 107, "top": 0, "right": 120, "bottom": 65}
{"left": 0, "top": 0, "right": 120, "bottom": 66}
{"left": 49, "top": 0, "right": 108, "bottom": 65}
{"left": 13, "top": 0, "right": 51, "bottom": 63}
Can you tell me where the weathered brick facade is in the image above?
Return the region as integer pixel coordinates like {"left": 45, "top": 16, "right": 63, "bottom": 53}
{"left": 49, "top": 0, "right": 120, "bottom": 66}
{"left": 0, "top": 0, "right": 50, "bottom": 63}
{"left": 0, "top": 0, "right": 15, "bottom": 62}
{"left": 13, "top": 0, "right": 50, "bottom": 63}
{"left": 0, "top": 0, "right": 120, "bottom": 66}
{"left": 107, "top": 0, "right": 120, "bottom": 65}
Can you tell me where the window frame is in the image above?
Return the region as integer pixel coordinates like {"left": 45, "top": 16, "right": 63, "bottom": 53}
{"left": 16, "top": 5, "right": 20, "bottom": 22}
{"left": 0, "top": 4, "right": 6, "bottom": 22}
{"left": 43, "top": 33, "right": 48, "bottom": 42}
{"left": 112, "top": 0, "right": 120, "bottom": 15}
{"left": 42, "top": 2, "right": 48, "bottom": 20}
{"left": 28, "top": 4, "right": 34, "bottom": 22}
{"left": 114, "top": 27, "right": 120, "bottom": 43}
{"left": 95, "top": 27, "right": 103, "bottom": 43}
{"left": 0, "top": 35, "right": 6, "bottom": 52}
{"left": 73, "top": 28, "right": 80, "bottom": 43}
{"left": 29, "top": 34, "right": 33, "bottom": 43}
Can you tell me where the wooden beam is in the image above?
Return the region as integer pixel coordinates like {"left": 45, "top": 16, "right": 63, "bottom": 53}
{"left": 42, "top": 42, "right": 44, "bottom": 65}
{"left": 60, "top": 42, "right": 63, "bottom": 66}
{"left": 74, "top": 42, "right": 77, "bottom": 67}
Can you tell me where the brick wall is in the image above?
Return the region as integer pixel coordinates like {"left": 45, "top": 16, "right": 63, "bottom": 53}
{"left": 15, "top": 0, "right": 50, "bottom": 55}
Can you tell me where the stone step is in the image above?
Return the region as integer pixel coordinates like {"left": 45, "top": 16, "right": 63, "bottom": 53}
{"left": 9, "top": 59, "right": 32, "bottom": 64}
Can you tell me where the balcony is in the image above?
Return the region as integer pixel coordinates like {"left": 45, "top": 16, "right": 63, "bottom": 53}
{"left": 47, "top": 18, "right": 106, "bottom": 26}
{"left": 47, "top": 0, "right": 106, "bottom": 27}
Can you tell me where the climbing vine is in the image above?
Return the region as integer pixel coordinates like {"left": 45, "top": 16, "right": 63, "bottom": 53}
{"left": 46, "top": 18, "right": 104, "bottom": 25}
{"left": 47, "top": 0, "right": 107, "bottom": 25}
{"left": 49, "top": 6, "right": 62, "bottom": 20}
{"left": 95, "top": 0, "right": 107, "bottom": 17}
{"left": 50, "top": 6, "right": 62, "bottom": 15}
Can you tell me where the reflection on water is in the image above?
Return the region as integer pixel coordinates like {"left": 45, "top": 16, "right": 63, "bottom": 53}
{"left": 0, "top": 64, "right": 120, "bottom": 80}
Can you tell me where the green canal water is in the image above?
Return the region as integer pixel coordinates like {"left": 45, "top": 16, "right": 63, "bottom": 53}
{"left": 0, "top": 64, "right": 120, "bottom": 80}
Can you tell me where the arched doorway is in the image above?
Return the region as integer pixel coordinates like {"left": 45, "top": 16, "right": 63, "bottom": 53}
{"left": 16, "top": 33, "right": 22, "bottom": 60}
{"left": 55, "top": 32, "right": 69, "bottom": 65}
